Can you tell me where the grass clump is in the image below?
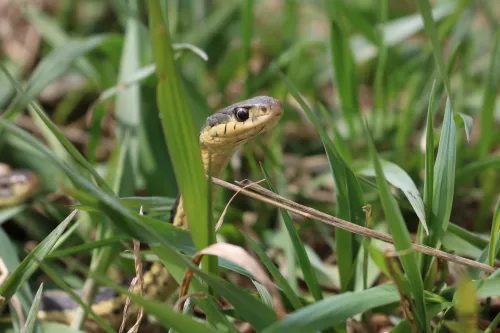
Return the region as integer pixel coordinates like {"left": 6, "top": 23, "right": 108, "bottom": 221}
{"left": 0, "top": 1, "right": 500, "bottom": 332}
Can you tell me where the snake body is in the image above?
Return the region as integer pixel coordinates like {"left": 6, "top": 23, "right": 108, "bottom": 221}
{"left": 0, "top": 96, "right": 283, "bottom": 331}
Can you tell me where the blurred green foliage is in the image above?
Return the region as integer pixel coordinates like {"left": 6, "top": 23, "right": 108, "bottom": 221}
{"left": 1, "top": 0, "right": 500, "bottom": 332}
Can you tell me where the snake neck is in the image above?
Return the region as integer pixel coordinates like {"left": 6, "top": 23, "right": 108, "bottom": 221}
{"left": 200, "top": 145, "right": 235, "bottom": 178}
{"left": 171, "top": 146, "right": 234, "bottom": 228}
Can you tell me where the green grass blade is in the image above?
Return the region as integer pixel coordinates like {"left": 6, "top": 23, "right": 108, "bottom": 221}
{"left": 424, "top": 98, "right": 457, "bottom": 269}
{"left": 0, "top": 205, "right": 27, "bottom": 225}
{"left": 447, "top": 223, "right": 489, "bottom": 250}
{"left": 467, "top": 229, "right": 500, "bottom": 280}
{"left": 69, "top": 132, "right": 126, "bottom": 330}
{"left": 324, "top": 1, "right": 359, "bottom": 137}
{"left": 261, "top": 285, "right": 399, "bottom": 333}
{"left": 485, "top": 312, "right": 500, "bottom": 333}
{"left": 47, "top": 236, "right": 129, "bottom": 259}
{"left": 114, "top": 0, "right": 143, "bottom": 195}
{"left": 119, "top": 196, "right": 176, "bottom": 212}
{"left": 182, "top": 0, "right": 240, "bottom": 48}
{"left": 476, "top": 28, "right": 500, "bottom": 228}
{"left": 132, "top": 243, "right": 280, "bottom": 331}
{"left": 261, "top": 165, "right": 323, "bottom": 302}
{"left": 317, "top": 103, "right": 351, "bottom": 164}
{"left": 456, "top": 155, "right": 500, "bottom": 185}
{"left": 87, "top": 103, "right": 106, "bottom": 165}
{"left": 38, "top": 262, "right": 123, "bottom": 333}
{"left": 337, "top": 1, "right": 381, "bottom": 45}
{"left": 424, "top": 80, "right": 437, "bottom": 231}
{"left": 0, "top": 119, "right": 268, "bottom": 294}
{"left": 147, "top": 0, "right": 214, "bottom": 273}
{"left": 420, "top": 79, "right": 438, "bottom": 271}
{"left": 373, "top": 0, "right": 388, "bottom": 137}
{"left": 26, "top": 102, "right": 114, "bottom": 194}
{"left": 415, "top": 0, "right": 470, "bottom": 140}
{"left": 0, "top": 62, "right": 21, "bottom": 108}
{"left": 0, "top": 210, "right": 77, "bottom": 310}
{"left": 243, "top": 233, "right": 303, "bottom": 310}
{"left": 0, "top": 229, "right": 37, "bottom": 332}
{"left": 358, "top": 158, "right": 428, "bottom": 235}
{"left": 363, "top": 122, "right": 429, "bottom": 332}
{"left": 253, "top": 281, "right": 274, "bottom": 309}
{"left": 488, "top": 197, "right": 500, "bottom": 267}
{"left": 0, "top": 119, "right": 189, "bottom": 247}
{"left": 280, "top": 73, "right": 366, "bottom": 291}
{"left": 12, "top": 35, "right": 112, "bottom": 114}
{"left": 454, "top": 276, "right": 477, "bottom": 333}
{"left": 0, "top": 67, "right": 114, "bottom": 194}
{"left": 478, "top": 28, "right": 500, "bottom": 157}
{"left": 20, "top": 284, "right": 43, "bottom": 333}
{"left": 284, "top": 0, "right": 297, "bottom": 43}
{"left": 93, "top": 246, "right": 277, "bottom": 332}
{"left": 22, "top": 4, "right": 99, "bottom": 84}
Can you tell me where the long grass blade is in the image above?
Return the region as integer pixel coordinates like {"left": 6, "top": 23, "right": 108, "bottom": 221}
{"left": 415, "top": 0, "right": 471, "bottom": 140}
{"left": 147, "top": 0, "right": 214, "bottom": 274}
{"left": 261, "top": 165, "right": 323, "bottom": 302}
{"left": 488, "top": 197, "right": 500, "bottom": 268}
{"left": 261, "top": 285, "right": 399, "bottom": 333}
{"left": 0, "top": 210, "right": 77, "bottom": 310}
{"left": 423, "top": 98, "right": 456, "bottom": 273}
{"left": 363, "top": 122, "right": 429, "bottom": 332}
{"left": 280, "top": 73, "right": 366, "bottom": 292}
{"left": 243, "top": 233, "right": 303, "bottom": 310}
{"left": 20, "top": 283, "right": 43, "bottom": 333}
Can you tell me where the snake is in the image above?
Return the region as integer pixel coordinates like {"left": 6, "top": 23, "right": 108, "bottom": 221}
{"left": 0, "top": 96, "right": 283, "bottom": 332}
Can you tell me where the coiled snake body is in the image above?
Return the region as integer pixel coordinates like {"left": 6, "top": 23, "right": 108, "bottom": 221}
{"left": 0, "top": 96, "right": 283, "bottom": 331}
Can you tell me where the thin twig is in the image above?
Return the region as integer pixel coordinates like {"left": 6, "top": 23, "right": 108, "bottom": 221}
{"left": 210, "top": 177, "right": 496, "bottom": 274}
{"left": 215, "top": 179, "right": 266, "bottom": 231}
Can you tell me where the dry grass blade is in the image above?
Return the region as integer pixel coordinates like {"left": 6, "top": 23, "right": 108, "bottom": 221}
{"left": 215, "top": 179, "right": 265, "bottom": 232}
{"left": 119, "top": 207, "right": 145, "bottom": 333}
{"left": 210, "top": 177, "right": 496, "bottom": 273}
{"left": 385, "top": 251, "right": 418, "bottom": 333}
{"left": 178, "top": 243, "right": 286, "bottom": 319}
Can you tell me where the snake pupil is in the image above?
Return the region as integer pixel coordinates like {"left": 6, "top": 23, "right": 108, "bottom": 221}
{"left": 235, "top": 107, "right": 249, "bottom": 122}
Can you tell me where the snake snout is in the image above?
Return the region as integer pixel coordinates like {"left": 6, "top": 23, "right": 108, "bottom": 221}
{"left": 255, "top": 96, "right": 283, "bottom": 116}
{"left": 268, "top": 98, "right": 283, "bottom": 117}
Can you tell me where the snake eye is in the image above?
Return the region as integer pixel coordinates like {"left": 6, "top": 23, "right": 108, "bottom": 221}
{"left": 235, "top": 107, "right": 249, "bottom": 122}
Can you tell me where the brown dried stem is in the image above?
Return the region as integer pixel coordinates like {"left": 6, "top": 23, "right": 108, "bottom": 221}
{"left": 210, "top": 177, "right": 496, "bottom": 274}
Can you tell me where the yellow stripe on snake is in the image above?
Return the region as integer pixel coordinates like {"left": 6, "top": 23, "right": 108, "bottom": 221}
{"left": 0, "top": 96, "right": 283, "bottom": 332}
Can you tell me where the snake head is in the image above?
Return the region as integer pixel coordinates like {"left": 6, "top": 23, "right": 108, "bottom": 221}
{"left": 199, "top": 96, "right": 283, "bottom": 150}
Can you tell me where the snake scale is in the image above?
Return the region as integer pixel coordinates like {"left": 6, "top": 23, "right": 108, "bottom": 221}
{"left": 0, "top": 96, "right": 283, "bottom": 332}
